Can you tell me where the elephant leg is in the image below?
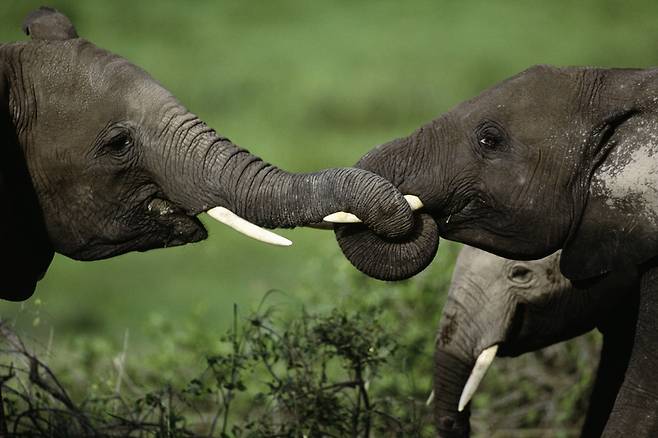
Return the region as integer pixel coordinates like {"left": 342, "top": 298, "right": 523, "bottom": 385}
{"left": 581, "top": 291, "right": 638, "bottom": 437}
{"left": 602, "top": 264, "right": 658, "bottom": 436}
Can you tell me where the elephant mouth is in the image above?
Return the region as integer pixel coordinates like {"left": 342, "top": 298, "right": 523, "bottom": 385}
{"left": 146, "top": 197, "right": 207, "bottom": 247}
{"left": 67, "top": 198, "right": 207, "bottom": 261}
{"left": 146, "top": 197, "right": 189, "bottom": 217}
{"left": 435, "top": 197, "right": 478, "bottom": 235}
{"left": 497, "top": 303, "right": 528, "bottom": 357}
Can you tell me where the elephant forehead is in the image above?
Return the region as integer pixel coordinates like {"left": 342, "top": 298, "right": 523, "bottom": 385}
{"left": 457, "top": 65, "right": 577, "bottom": 121}
{"left": 28, "top": 39, "right": 181, "bottom": 135}
{"left": 452, "top": 248, "right": 568, "bottom": 300}
{"left": 453, "top": 245, "right": 510, "bottom": 281}
{"left": 34, "top": 40, "right": 170, "bottom": 106}
{"left": 84, "top": 55, "right": 177, "bottom": 122}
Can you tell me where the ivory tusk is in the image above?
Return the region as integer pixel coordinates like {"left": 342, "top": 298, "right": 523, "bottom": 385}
{"left": 323, "top": 194, "right": 425, "bottom": 223}
{"left": 426, "top": 390, "right": 435, "bottom": 406}
{"left": 322, "top": 211, "right": 361, "bottom": 223}
{"left": 206, "top": 207, "right": 292, "bottom": 247}
{"left": 404, "top": 194, "right": 424, "bottom": 211}
{"left": 458, "top": 344, "right": 498, "bottom": 412}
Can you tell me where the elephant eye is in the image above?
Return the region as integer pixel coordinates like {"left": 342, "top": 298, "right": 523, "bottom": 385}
{"left": 479, "top": 135, "right": 499, "bottom": 149}
{"left": 475, "top": 122, "right": 505, "bottom": 151}
{"left": 104, "top": 131, "right": 133, "bottom": 155}
{"left": 509, "top": 265, "right": 533, "bottom": 284}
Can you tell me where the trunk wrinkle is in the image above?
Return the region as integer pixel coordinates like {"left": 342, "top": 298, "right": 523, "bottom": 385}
{"left": 189, "top": 138, "right": 416, "bottom": 236}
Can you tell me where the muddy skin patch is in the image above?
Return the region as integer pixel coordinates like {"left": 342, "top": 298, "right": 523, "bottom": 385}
{"left": 593, "top": 117, "right": 658, "bottom": 225}
{"left": 438, "top": 312, "right": 459, "bottom": 347}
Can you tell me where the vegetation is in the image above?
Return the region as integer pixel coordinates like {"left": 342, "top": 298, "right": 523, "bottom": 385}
{"left": 1, "top": 243, "right": 598, "bottom": 436}
{"left": 0, "top": 1, "right": 653, "bottom": 436}
{"left": 1, "top": 260, "right": 599, "bottom": 436}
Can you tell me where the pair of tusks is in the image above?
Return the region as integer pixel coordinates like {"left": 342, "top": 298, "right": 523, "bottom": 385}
{"left": 425, "top": 344, "right": 499, "bottom": 412}
{"left": 323, "top": 195, "right": 424, "bottom": 223}
{"left": 206, "top": 195, "right": 424, "bottom": 246}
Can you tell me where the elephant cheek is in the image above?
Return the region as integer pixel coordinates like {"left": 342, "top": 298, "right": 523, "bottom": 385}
{"left": 334, "top": 213, "right": 439, "bottom": 281}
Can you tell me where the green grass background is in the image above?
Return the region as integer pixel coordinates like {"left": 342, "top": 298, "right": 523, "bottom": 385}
{"left": 1, "top": 0, "right": 657, "bottom": 347}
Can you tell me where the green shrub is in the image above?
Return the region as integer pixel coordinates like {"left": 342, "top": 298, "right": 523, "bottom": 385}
{"left": 0, "top": 246, "right": 598, "bottom": 437}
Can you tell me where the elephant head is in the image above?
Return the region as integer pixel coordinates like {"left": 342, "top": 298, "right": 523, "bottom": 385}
{"left": 0, "top": 8, "right": 416, "bottom": 300}
{"left": 432, "top": 246, "right": 636, "bottom": 437}
{"left": 331, "top": 64, "right": 657, "bottom": 281}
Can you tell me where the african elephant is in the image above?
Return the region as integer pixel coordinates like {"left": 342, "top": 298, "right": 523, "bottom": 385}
{"left": 433, "top": 246, "right": 638, "bottom": 437}
{"left": 0, "top": 7, "right": 414, "bottom": 301}
{"left": 328, "top": 64, "right": 656, "bottom": 435}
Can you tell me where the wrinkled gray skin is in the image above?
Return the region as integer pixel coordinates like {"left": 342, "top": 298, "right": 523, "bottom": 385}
{"left": 0, "top": 8, "right": 414, "bottom": 301}
{"left": 335, "top": 64, "right": 658, "bottom": 435}
{"left": 434, "top": 246, "right": 638, "bottom": 437}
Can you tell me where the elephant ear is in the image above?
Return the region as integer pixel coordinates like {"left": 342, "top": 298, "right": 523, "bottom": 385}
{"left": 561, "top": 110, "right": 658, "bottom": 281}
{"left": 22, "top": 7, "right": 78, "bottom": 41}
{"left": 0, "top": 59, "right": 54, "bottom": 301}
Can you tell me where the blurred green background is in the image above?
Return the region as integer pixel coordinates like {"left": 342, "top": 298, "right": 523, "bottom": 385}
{"left": 1, "top": 1, "right": 657, "bottom": 434}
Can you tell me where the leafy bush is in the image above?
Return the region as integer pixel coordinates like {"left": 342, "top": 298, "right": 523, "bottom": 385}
{"left": 0, "top": 247, "right": 599, "bottom": 437}
{"left": 0, "top": 303, "right": 431, "bottom": 437}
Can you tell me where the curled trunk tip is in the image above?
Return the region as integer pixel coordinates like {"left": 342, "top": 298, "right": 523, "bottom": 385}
{"left": 334, "top": 213, "right": 439, "bottom": 281}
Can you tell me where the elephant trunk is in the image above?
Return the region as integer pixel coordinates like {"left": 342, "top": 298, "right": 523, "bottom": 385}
{"left": 433, "top": 292, "right": 512, "bottom": 437}
{"left": 159, "top": 125, "right": 416, "bottom": 241}
{"left": 334, "top": 130, "right": 443, "bottom": 280}
{"left": 433, "top": 348, "right": 473, "bottom": 437}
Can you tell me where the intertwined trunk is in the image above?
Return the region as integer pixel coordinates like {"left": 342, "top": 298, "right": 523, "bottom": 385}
{"left": 160, "top": 128, "right": 416, "bottom": 238}
{"left": 333, "top": 133, "right": 442, "bottom": 280}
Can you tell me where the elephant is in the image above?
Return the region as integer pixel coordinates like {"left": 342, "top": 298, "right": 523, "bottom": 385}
{"left": 327, "top": 64, "right": 658, "bottom": 435}
{"left": 432, "top": 246, "right": 638, "bottom": 437}
{"left": 0, "top": 7, "right": 415, "bottom": 301}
